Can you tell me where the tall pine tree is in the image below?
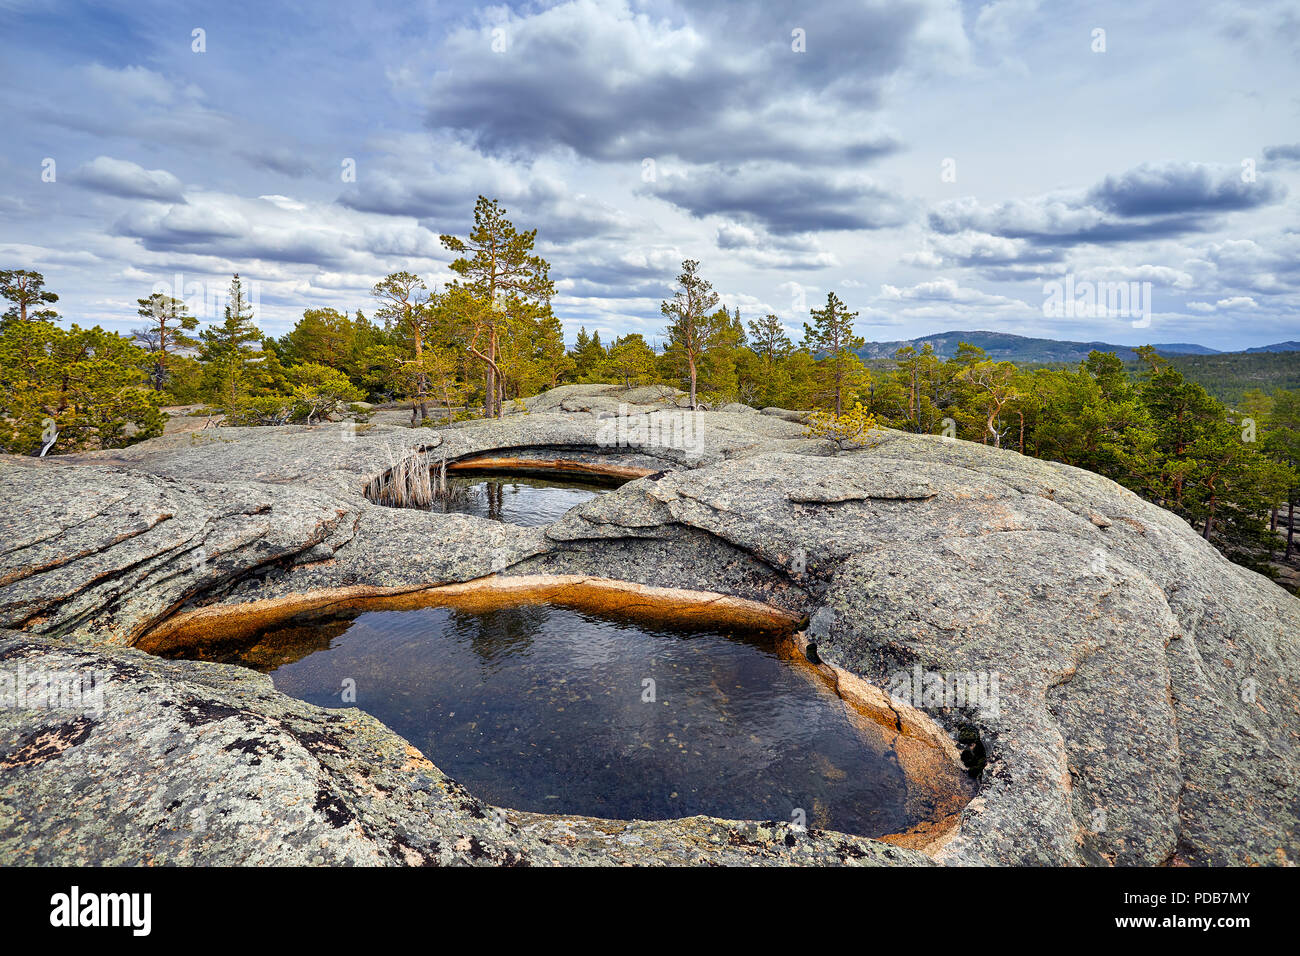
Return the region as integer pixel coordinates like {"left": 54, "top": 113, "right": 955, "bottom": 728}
{"left": 661, "top": 259, "right": 721, "bottom": 408}
{"left": 199, "top": 274, "right": 273, "bottom": 408}
{"left": 802, "top": 291, "right": 865, "bottom": 416}
{"left": 440, "top": 197, "right": 554, "bottom": 418}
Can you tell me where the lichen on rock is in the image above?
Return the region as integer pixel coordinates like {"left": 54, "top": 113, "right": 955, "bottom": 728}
{"left": 1, "top": 391, "right": 1297, "bottom": 866}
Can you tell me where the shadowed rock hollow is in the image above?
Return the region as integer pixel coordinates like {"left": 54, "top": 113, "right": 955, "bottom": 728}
{"left": 1, "top": 384, "right": 1297, "bottom": 866}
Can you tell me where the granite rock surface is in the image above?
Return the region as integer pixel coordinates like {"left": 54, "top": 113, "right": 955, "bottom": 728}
{"left": 1, "top": 384, "right": 1296, "bottom": 865}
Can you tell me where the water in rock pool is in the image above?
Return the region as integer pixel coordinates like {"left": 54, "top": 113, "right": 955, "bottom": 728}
{"left": 183, "top": 604, "right": 939, "bottom": 837}
{"left": 437, "top": 475, "right": 605, "bottom": 526}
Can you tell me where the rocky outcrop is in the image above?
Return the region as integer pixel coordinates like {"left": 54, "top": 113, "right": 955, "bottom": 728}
{"left": 0, "top": 632, "right": 923, "bottom": 866}
{"left": 504, "top": 383, "right": 688, "bottom": 416}
{"left": 2, "top": 382, "right": 1298, "bottom": 866}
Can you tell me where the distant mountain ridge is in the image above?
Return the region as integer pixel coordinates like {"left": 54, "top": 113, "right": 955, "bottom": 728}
{"left": 852, "top": 330, "right": 1300, "bottom": 364}
{"left": 1243, "top": 341, "right": 1300, "bottom": 354}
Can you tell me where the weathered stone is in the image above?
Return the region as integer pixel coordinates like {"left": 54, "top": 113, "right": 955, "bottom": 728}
{"left": 761, "top": 406, "right": 811, "bottom": 422}
{"left": 1, "top": 405, "right": 1297, "bottom": 866}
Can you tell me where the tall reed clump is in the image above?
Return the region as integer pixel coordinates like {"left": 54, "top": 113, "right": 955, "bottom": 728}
{"left": 366, "top": 443, "right": 443, "bottom": 508}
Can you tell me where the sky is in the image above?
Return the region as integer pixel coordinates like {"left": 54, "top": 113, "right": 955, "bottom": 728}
{"left": 2, "top": 0, "right": 1299, "bottom": 351}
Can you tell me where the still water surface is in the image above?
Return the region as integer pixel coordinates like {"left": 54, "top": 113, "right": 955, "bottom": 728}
{"left": 184, "top": 604, "right": 927, "bottom": 836}
{"left": 437, "top": 475, "right": 605, "bottom": 526}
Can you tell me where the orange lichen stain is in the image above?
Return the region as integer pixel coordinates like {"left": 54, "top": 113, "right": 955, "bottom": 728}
{"left": 777, "top": 628, "right": 976, "bottom": 856}
{"left": 134, "top": 575, "right": 800, "bottom": 655}
{"left": 877, "top": 811, "right": 965, "bottom": 853}
{"left": 446, "top": 456, "right": 655, "bottom": 481}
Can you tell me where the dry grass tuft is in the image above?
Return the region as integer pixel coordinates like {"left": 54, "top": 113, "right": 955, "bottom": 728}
{"left": 365, "top": 442, "right": 449, "bottom": 508}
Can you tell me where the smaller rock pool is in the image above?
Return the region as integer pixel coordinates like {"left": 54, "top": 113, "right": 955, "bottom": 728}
{"left": 437, "top": 475, "right": 606, "bottom": 526}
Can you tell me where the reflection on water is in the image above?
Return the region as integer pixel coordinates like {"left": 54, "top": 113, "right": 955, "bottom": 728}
{"left": 175, "top": 604, "right": 935, "bottom": 836}
{"left": 438, "top": 475, "right": 606, "bottom": 526}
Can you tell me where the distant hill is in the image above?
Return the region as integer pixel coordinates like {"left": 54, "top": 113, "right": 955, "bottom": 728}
{"left": 854, "top": 330, "right": 1137, "bottom": 363}
{"left": 1149, "top": 343, "right": 1221, "bottom": 355}
{"left": 1243, "top": 341, "right": 1300, "bottom": 353}
{"left": 852, "top": 330, "right": 1297, "bottom": 364}
{"left": 849, "top": 331, "right": 1298, "bottom": 405}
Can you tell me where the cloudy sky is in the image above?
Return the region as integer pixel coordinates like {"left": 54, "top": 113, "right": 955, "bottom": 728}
{"left": 2, "top": 0, "right": 1298, "bottom": 350}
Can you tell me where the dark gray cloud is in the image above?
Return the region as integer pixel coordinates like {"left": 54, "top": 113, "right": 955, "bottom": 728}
{"left": 929, "top": 161, "right": 1287, "bottom": 248}
{"left": 239, "top": 148, "right": 317, "bottom": 179}
{"left": 128, "top": 231, "right": 352, "bottom": 266}
{"left": 420, "top": 0, "right": 945, "bottom": 164}
{"left": 558, "top": 252, "right": 679, "bottom": 291}
{"left": 341, "top": 161, "right": 637, "bottom": 243}
{"left": 715, "top": 222, "right": 821, "bottom": 252}
{"left": 932, "top": 233, "right": 1063, "bottom": 268}
{"left": 1087, "top": 162, "right": 1285, "bottom": 216}
{"left": 1263, "top": 143, "right": 1300, "bottom": 162}
{"left": 1263, "top": 143, "right": 1300, "bottom": 171}
{"left": 975, "top": 265, "right": 1064, "bottom": 282}
{"left": 714, "top": 222, "right": 836, "bottom": 269}
{"left": 35, "top": 64, "right": 237, "bottom": 150}
{"left": 904, "top": 231, "right": 1064, "bottom": 281}
{"left": 339, "top": 173, "right": 465, "bottom": 221}
{"left": 1215, "top": 1, "right": 1300, "bottom": 47}
{"left": 928, "top": 203, "right": 1214, "bottom": 246}
{"left": 646, "top": 165, "right": 914, "bottom": 234}
{"left": 109, "top": 196, "right": 415, "bottom": 267}
{"left": 558, "top": 278, "right": 668, "bottom": 299}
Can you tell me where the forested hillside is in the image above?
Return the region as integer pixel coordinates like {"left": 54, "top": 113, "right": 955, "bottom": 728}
{"left": 1156, "top": 351, "right": 1300, "bottom": 406}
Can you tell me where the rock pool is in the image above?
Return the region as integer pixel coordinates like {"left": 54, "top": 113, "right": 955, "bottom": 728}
{"left": 438, "top": 475, "right": 606, "bottom": 526}
{"left": 163, "top": 602, "right": 963, "bottom": 837}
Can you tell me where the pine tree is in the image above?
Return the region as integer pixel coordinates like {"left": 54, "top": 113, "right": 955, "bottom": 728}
{"left": 280, "top": 308, "right": 356, "bottom": 372}
{"left": 0, "top": 320, "right": 163, "bottom": 453}
{"left": 534, "top": 307, "right": 573, "bottom": 388}
{"left": 802, "top": 292, "right": 865, "bottom": 416}
{"left": 747, "top": 314, "right": 793, "bottom": 366}
{"left": 893, "top": 344, "right": 943, "bottom": 431}
{"left": 440, "top": 196, "right": 554, "bottom": 418}
{"left": 133, "top": 293, "right": 198, "bottom": 391}
{"left": 661, "top": 259, "right": 721, "bottom": 408}
{"left": 572, "top": 327, "right": 608, "bottom": 381}
{"left": 371, "top": 272, "right": 433, "bottom": 418}
{"left": 0, "top": 269, "right": 59, "bottom": 327}
{"left": 198, "top": 274, "right": 272, "bottom": 408}
{"left": 1261, "top": 389, "right": 1300, "bottom": 558}
{"left": 605, "top": 334, "right": 658, "bottom": 388}
{"left": 956, "top": 360, "right": 1020, "bottom": 448}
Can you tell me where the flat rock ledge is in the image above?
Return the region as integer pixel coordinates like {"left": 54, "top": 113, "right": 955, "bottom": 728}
{"left": 1, "top": 384, "right": 1298, "bottom": 866}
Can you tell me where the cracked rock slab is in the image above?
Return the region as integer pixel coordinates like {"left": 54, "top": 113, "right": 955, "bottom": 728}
{"left": 1, "top": 408, "right": 1298, "bottom": 866}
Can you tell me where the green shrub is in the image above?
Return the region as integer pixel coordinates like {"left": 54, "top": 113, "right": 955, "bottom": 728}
{"left": 225, "top": 395, "right": 301, "bottom": 426}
